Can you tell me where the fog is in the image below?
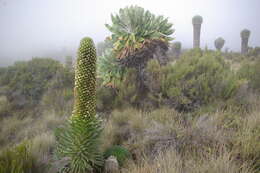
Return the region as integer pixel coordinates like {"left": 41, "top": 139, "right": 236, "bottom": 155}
{"left": 0, "top": 0, "right": 259, "bottom": 66}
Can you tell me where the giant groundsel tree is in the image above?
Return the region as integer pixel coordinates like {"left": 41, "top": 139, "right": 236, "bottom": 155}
{"left": 240, "top": 29, "right": 251, "bottom": 54}
{"left": 105, "top": 5, "right": 174, "bottom": 90}
{"left": 214, "top": 37, "right": 225, "bottom": 51}
{"left": 192, "top": 15, "right": 203, "bottom": 48}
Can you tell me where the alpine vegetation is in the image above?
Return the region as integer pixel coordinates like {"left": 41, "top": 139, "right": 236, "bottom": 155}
{"left": 55, "top": 37, "right": 103, "bottom": 173}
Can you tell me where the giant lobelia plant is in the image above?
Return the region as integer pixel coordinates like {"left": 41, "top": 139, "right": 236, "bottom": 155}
{"left": 55, "top": 37, "right": 103, "bottom": 173}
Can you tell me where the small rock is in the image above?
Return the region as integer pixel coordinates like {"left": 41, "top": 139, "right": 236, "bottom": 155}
{"left": 104, "top": 155, "right": 119, "bottom": 173}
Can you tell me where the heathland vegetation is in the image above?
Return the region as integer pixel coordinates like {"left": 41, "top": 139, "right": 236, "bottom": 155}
{"left": 0, "top": 5, "right": 260, "bottom": 173}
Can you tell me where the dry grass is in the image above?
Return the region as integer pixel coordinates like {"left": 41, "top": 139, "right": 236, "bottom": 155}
{"left": 0, "top": 112, "right": 65, "bottom": 147}
{"left": 0, "top": 86, "right": 259, "bottom": 173}
{"left": 232, "top": 110, "right": 260, "bottom": 168}
{"left": 124, "top": 147, "right": 255, "bottom": 173}
{"left": 0, "top": 115, "right": 33, "bottom": 146}
{"left": 102, "top": 100, "right": 260, "bottom": 172}
{"left": 30, "top": 132, "right": 55, "bottom": 163}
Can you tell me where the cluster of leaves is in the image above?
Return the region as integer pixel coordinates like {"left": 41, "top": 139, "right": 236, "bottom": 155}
{"left": 97, "top": 48, "right": 125, "bottom": 86}
{"left": 105, "top": 5, "right": 174, "bottom": 59}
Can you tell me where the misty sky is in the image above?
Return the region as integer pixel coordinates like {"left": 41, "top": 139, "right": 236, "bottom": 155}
{"left": 0, "top": 0, "right": 260, "bottom": 66}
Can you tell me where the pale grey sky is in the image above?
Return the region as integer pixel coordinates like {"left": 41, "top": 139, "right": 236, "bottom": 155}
{"left": 0, "top": 0, "right": 259, "bottom": 66}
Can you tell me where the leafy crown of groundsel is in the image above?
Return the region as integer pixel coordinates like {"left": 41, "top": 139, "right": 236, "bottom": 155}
{"left": 105, "top": 5, "right": 174, "bottom": 59}
{"left": 192, "top": 15, "right": 203, "bottom": 25}
{"left": 240, "top": 29, "right": 251, "bottom": 39}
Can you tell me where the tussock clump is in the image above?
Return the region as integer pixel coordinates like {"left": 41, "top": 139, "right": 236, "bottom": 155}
{"left": 124, "top": 147, "right": 254, "bottom": 173}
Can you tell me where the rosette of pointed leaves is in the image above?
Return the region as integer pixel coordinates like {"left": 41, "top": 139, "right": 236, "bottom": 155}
{"left": 105, "top": 5, "right": 174, "bottom": 59}
{"left": 97, "top": 48, "right": 125, "bottom": 86}
{"left": 55, "top": 116, "right": 103, "bottom": 173}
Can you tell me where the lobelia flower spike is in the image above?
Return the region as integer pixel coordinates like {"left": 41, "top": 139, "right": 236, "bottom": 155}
{"left": 72, "top": 37, "right": 97, "bottom": 120}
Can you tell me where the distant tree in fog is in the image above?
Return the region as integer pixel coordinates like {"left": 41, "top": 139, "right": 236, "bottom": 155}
{"left": 240, "top": 29, "right": 251, "bottom": 54}
{"left": 214, "top": 37, "right": 225, "bottom": 51}
{"left": 192, "top": 15, "right": 203, "bottom": 49}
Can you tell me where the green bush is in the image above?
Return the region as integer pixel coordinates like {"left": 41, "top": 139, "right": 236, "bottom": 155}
{"left": 247, "top": 46, "right": 260, "bottom": 58}
{"left": 0, "top": 58, "right": 63, "bottom": 108}
{"left": 113, "top": 69, "right": 140, "bottom": 108}
{"left": 147, "top": 50, "right": 240, "bottom": 111}
{"left": 41, "top": 68, "right": 74, "bottom": 116}
{"left": 0, "top": 96, "right": 12, "bottom": 117}
{"left": 96, "top": 84, "right": 116, "bottom": 112}
{"left": 104, "top": 145, "right": 132, "bottom": 166}
{"left": 238, "top": 59, "right": 260, "bottom": 93}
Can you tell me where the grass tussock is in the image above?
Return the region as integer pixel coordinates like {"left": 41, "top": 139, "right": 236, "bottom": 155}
{"left": 102, "top": 102, "right": 260, "bottom": 172}
{"left": 124, "top": 147, "right": 255, "bottom": 173}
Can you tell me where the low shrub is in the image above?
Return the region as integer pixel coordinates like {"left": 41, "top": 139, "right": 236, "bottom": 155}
{"left": 247, "top": 47, "right": 260, "bottom": 58}
{"left": 0, "top": 96, "right": 12, "bottom": 117}
{"left": 104, "top": 145, "right": 132, "bottom": 166}
{"left": 40, "top": 67, "right": 74, "bottom": 116}
{"left": 113, "top": 69, "right": 140, "bottom": 108}
{"left": 96, "top": 84, "right": 116, "bottom": 112}
{"left": 146, "top": 49, "right": 240, "bottom": 111}
{"left": 0, "top": 58, "right": 63, "bottom": 108}
{"left": 238, "top": 59, "right": 260, "bottom": 93}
